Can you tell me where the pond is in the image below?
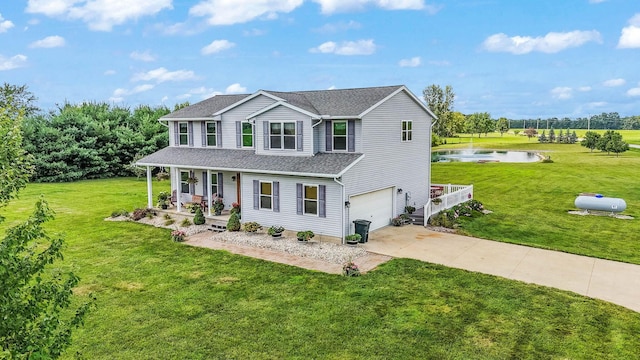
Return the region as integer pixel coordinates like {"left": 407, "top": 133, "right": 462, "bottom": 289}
{"left": 431, "top": 150, "right": 539, "bottom": 163}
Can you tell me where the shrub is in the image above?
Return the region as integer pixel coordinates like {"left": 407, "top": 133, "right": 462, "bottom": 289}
{"left": 296, "top": 230, "right": 315, "bottom": 241}
{"left": 131, "top": 208, "right": 152, "bottom": 221}
{"left": 227, "top": 213, "right": 241, "bottom": 232}
{"left": 345, "top": 234, "right": 361, "bottom": 243}
{"left": 268, "top": 225, "right": 285, "bottom": 236}
{"left": 193, "top": 207, "right": 205, "bottom": 225}
{"left": 171, "top": 230, "right": 186, "bottom": 242}
{"left": 163, "top": 213, "right": 172, "bottom": 220}
{"left": 405, "top": 205, "right": 416, "bottom": 214}
{"left": 111, "top": 209, "right": 129, "bottom": 218}
{"left": 230, "top": 202, "right": 241, "bottom": 215}
{"left": 164, "top": 219, "right": 175, "bottom": 226}
{"left": 180, "top": 218, "right": 191, "bottom": 227}
{"left": 243, "top": 222, "right": 262, "bottom": 233}
{"left": 391, "top": 217, "right": 403, "bottom": 226}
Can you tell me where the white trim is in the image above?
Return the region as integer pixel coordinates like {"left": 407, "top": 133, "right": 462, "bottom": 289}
{"left": 214, "top": 90, "right": 284, "bottom": 116}
{"left": 268, "top": 121, "right": 297, "bottom": 151}
{"left": 178, "top": 121, "right": 189, "bottom": 146}
{"left": 259, "top": 180, "right": 274, "bottom": 211}
{"left": 205, "top": 121, "right": 217, "bottom": 147}
{"left": 331, "top": 120, "right": 349, "bottom": 152}
{"left": 401, "top": 120, "right": 413, "bottom": 142}
{"left": 358, "top": 86, "right": 438, "bottom": 120}
{"left": 246, "top": 101, "right": 321, "bottom": 120}
{"left": 302, "top": 183, "right": 320, "bottom": 217}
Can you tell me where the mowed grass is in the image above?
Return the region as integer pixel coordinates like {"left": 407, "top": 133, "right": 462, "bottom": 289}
{"left": 2, "top": 179, "right": 640, "bottom": 358}
{"left": 435, "top": 131, "right": 640, "bottom": 264}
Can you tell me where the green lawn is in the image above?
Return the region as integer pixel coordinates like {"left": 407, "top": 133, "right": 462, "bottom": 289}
{"left": 434, "top": 132, "right": 640, "bottom": 264}
{"left": 3, "top": 179, "right": 640, "bottom": 358}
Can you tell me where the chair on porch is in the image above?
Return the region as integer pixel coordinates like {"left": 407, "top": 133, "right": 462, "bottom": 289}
{"left": 191, "top": 195, "right": 207, "bottom": 211}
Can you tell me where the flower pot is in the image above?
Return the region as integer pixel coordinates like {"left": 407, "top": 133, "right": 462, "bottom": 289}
{"left": 271, "top": 233, "right": 282, "bottom": 238}
{"left": 161, "top": 204, "right": 168, "bottom": 210}
{"left": 346, "top": 240, "right": 358, "bottom": 246}
{"left": 214, "top": 210, "right": 222, "bottom": 216}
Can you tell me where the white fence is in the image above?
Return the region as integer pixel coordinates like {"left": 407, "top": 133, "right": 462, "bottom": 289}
{"left": 423, "top": 184, "right": 474, "bottom": 226}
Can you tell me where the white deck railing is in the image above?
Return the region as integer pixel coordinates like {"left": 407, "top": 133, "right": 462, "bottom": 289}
{"left": 423, "top": 184, "right": 474, "bottom": 226}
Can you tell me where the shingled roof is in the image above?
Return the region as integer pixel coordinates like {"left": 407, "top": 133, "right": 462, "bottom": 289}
{"left": 161, "top": 85, "right": 406, "bottom": 119}
{"left": 136, "top": 147, "right": 364, "bottom": 178}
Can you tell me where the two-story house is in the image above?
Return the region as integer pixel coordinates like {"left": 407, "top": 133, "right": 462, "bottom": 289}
{"left": 136, "top": 85, "right": 436, "bottom": 240}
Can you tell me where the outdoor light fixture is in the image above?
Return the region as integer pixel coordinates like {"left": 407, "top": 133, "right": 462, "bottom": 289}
{"left": 397, "top": 188, "right": 403, "bottom": 194}
{"left": 231, "top": 176, "right": 236, "bottom": 181}
{"left": 345, "top": 201, "right": 350, "bottom": 208}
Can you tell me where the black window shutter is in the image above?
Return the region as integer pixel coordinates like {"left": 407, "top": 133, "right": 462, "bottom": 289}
{"left": 202, "top": 172, "right": 208, "bottom": 197}
{"left": 253, "top": 180, "right": 259, "bottom": 210}
{"left": 263, "top": 122, "right": 269, "bottom": 150}
{"left": 216, "top": 121, "right": 222, "bottom": 147}
{"left": 296, "top": 183, "right": 303, "bottom": 215}
{"left": 318, "top": 185, "right": 326, "bottom": 218}
{"left": 188, "top": 121, "right": 194, "bottom": 147}
{"left": 273, "top": 181, "right": 280, "bottom": 212}
{"left": 325, "top": 120, "right": 332, "bottom": 151}
{"left": 236, "top": 121, "right": 242, "bottom": 148}
{"left": 297, "top": 120, "right": 303, "bottom": 151}
{"left": 173, "top": 122, "right": 179, "bottom": 146}
{"left": 348, "top": 120, "right": 355, "bottom": 152}
{"left": 201, "top": 122, "right": 206, "bottom": 147}
{"left": 218, "top": 172, "right": 224, "bottom": 198}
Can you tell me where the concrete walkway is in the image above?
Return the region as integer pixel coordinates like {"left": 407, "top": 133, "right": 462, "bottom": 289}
{"left": 363, "top": 226, "right": 640, "bottom": 313}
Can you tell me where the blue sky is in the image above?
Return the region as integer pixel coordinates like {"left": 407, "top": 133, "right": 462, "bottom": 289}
{"left": 1, "top": 0, "right": 639, "bottom": 119}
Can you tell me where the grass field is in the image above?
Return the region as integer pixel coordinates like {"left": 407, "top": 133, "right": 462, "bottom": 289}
{"left": 434, "top": 131, "right": 640, "bottom": 264}
{"left": 3, "top": 179, "right": 640, "bottom": 358}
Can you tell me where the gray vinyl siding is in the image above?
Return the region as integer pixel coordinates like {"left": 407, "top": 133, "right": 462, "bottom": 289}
{"left": 241, "top": 173, "right": 343, "bottom": 238}
{"left": 253, "top": 106, "right": 315, "bottom": 156}
{"left": 341, "top": 91, "right": 432, "bottom": 230}
{"left": 220, "top": 95, "right": 276, "bottom": 149}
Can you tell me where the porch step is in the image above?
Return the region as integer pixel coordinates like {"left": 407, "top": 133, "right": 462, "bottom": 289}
{"left": 407, "top": 207, "right": 425, "bottom": 226}
{"left": 209, "top": 221, "right": 227, "bottom": 233}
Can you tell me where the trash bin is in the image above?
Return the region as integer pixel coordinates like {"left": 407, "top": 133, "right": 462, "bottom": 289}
{"left": 353, "top": 219, "right": 372, "bottom": 243}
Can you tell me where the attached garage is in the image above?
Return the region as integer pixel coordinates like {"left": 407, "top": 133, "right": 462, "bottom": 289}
{"left": 348, "top": 187, "right": 394, "bottom": 232}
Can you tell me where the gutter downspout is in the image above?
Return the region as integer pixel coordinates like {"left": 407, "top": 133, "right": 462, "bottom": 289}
{"left": 333, "top": 177, "right": 345, "bottom": 244}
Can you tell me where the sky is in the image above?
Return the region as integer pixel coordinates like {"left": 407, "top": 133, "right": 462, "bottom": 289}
{"left": 1, "top": 0, "right": 639, "bottom": 119}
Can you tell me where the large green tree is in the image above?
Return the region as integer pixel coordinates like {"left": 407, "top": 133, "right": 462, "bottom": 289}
{"left": 0, "top": 83, "right": 39, "bottom": 117}
{"left": 464, "top": 112, "right": 490, "bottom": 138}
{"left": 596, "top": 130, "right": 629, "bottom": 157}
{"left": 1, "top": 103, "right": 92, "bottom": 358}
{"left": 496, "top": 117, "right": 509, "bottom": 136}
{"left": 581, "top": 131, "right": 600, "bottom": 152}
{"left": 422, "top": 84, "right": 455, "bottom": 137}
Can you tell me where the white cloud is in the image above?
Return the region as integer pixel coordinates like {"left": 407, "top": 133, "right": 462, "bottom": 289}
{"left": 243, "top": 28, "right": 266, "bottom": 36}
{"left": 109, "top": 83, "right": 155, "bottom": 102}
{"left": 577, "top": 86, "right": 592, "bottom": 92}
{"left": 398, "top": 56, "right": 421, "bottom": 67}
{"left": 201, "top": 40, "right": 236, "bottom": 55}
{"left": 132, "top": 67, "right": 197, "bottom": 83}
{"left": 551, "top": 86, "right": 573, "bottom": 100}
{"left": 130, "top": 50, "right": 156, "bottom": 62}
{"left": 225, "top": 83, "right": 247, "bottom": 94}
{"left": 190, "top": 0, "right": 303, "bottom": 26}
{"left": 310, "top": 39, "right": 376, "bottom": 55}
{"left": 589, "top": 0, "right": 607, "bottom": 3}
{"left": 627, "top": 87, "right": 640, "bottom": 97}
{"left": 29, "top": 35, "right": 65, "bottom": 48}
{"left": 0, "top": 54, "right": 28, "bottom": 70}
{"left": 104, "top": 69, "right": 116, "bottom": 75}
{"left": 0, "top": 13, "right": 15, "bottom": 33}
{"left": 617, "top": 14, "right": 640, "bottom": 49}
{"left": 313, "top": 0, "right": 429, "bottom": 14}
{"left": 428, "top": 60, "right": 451, "bottom": 66}
{"left": 482, "top": 30, "right": 602, "bottom": 54}
{"left": 314, "top": 20, "right": 362, "bottom": 33}
{"left": 603, "top": 78, "right": 625, "bottom": 87}
{"left": 26, "top": 0, "right": 173, "bottom": 31}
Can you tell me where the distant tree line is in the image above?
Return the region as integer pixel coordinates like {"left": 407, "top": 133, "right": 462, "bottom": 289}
{"left": 2, "top": 83, "right": 187, "bottom": 183}
{"left": 498, "top": 113, "right": 640, "bottom": 131}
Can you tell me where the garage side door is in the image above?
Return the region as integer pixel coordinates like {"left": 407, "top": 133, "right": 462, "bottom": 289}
{"left": 349, "top": 188, "right": 394, "bottom": 231}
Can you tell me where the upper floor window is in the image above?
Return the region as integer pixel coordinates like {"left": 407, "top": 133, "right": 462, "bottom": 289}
{"left": 402, "top": 120, "right": 413, "bottom": 142}
{"left": 242, "top": 122, "right": 253, "bottom": 147}
{"left": 206, "top": 122, "right": 216, "bottom": 147}
{"left": 270, "top": 122, "right": 296, "bottom": 150}
{"left": 333, "top": 121, "right": 347, "bottom": 151}
{"left": 178, "top": 122, "right": 189, "bottom": 146}
{"left": 303, "top": 185, "right": 318, "bottom": 215}
{"left": 260, "top": 181, "right": 272, "bottom": 210}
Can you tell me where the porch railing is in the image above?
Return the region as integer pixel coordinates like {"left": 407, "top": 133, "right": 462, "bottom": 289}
{"left": 423, "top": 184, "right": 474, "bottom": 226}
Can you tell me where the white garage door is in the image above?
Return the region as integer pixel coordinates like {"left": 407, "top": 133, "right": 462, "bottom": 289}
{"left": 349, "top": 188, "right": 394, "bottom": 231}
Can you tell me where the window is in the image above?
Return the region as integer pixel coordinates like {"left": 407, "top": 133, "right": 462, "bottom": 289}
{"left": 402, "top": 120, "right": 412, "bottom": 142}
{"left": 210, "top": 173, "right": 218, "bottom": 196}
{"left": 303, "top": 185, "right": 318, "bottom": 215}
{"left": 178, "top": 122, "right": 189, "bottom": 146}
{"left": 242, "top": 122, "right": 253, "bottom": 147}
{"left": 206, "top": 122, "right": 216, "bottom": 146}
{"left": 333, "top": 121, "right": 347, "bottom": 151}
{"left": 270, "top": 122, "right": 296, "bottom": 150}
{"left": 260, "top": 181, "right": 272, "bottom": 210}
{"left": 180, "top": 171, "right": 190, "bottom": 194}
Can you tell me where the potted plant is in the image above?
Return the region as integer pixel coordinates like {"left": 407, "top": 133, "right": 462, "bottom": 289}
{"left": 345, "top": 233, "right": 361, "bottom": 246}
{"left": 268, "top": 225, "right": 285, "bottom": 238}
{"left": 212, "top": 197, "right": 224, "bottom": 215}
{"left": 432, "top": 197, "right": 442, "bottom": 205}
{"left": 296, "top": 230, "right": 315, "bottom": 242}
{"left": 156, "top": 170, "right": 170, "bottom": 181}
{"left": 391, "top": 216, "right": 403, "bottom": 226}
{"left": 342, "top": 261, "right": 360, "bottom": 277}
{"left": 186, "top": 176, "right": 198, "bottom": 185}
{"left": 405, "top": 205, "right": 416, "bottom": 214}
{"left": 171, "top": 230, "right": 186, "bottom": 242}
{"left": 157, "top": 191, "right": 169, "bottom": 209}
{"left": 243, "top": 221, "right": 262, "bottom": 233}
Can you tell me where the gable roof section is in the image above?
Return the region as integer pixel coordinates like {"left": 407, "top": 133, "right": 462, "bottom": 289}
{"left": 161, "top": 85, "right": 435, "bottom": 120}
{"left": 136, "top": 147, "right": 364, "bottom": 178}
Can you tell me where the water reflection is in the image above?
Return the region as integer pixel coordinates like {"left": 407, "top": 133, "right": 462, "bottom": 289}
{"left": 431, "top": 150, "right": 539, "bottom": 163}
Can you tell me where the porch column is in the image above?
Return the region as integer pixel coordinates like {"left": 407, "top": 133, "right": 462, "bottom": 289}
{"left": 206, "top": 169, "right": 212, "bottom": 217}
{"left": 175, "top": 167, "right": 182, "bottom": 213}
{"left": 146, "top": 166, "right": 153, "bottom": 208}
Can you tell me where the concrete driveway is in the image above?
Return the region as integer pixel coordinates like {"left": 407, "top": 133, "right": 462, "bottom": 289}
{"left": 363, "top": 225, "right": 640, "bottom": 313}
